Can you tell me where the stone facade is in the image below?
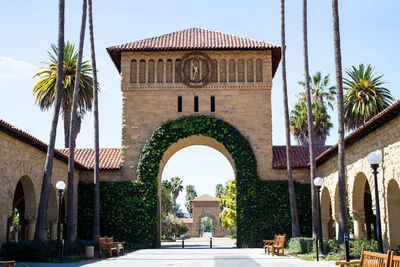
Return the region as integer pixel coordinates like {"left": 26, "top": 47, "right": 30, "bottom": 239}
{"left": 316, "top": 115, "right": 400, "bottom": 248}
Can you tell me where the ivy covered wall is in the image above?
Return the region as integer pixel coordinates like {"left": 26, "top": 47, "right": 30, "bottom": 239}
{"left": 77, "top": 115, "right": 311, "bottom": 248}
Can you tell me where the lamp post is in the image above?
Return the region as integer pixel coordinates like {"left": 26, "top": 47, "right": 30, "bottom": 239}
{"left": 314, "top": 177, "right": 325, "bottom": 258}
{"left": 367, "top": 151, "right": 383, "bottom": 253}
{"left": 56, "top": 181, "right": 66, "bottom": 262}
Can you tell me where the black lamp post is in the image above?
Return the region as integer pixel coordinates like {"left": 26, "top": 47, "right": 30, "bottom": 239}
{"left": 314, "top": 177, "right": 325, "bottom": 258}
{"left": 56, "top": 181, "right": 66, "bottom": 262}
{"left": 367, "top": 151, "right": 383, "bottom": 253}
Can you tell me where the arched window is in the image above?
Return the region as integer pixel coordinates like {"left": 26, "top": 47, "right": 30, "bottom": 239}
{"left": 211, "top": 59, "right": 218, "bottom": 82}
{"left": 148, "top": 60, "right": 155, "bottom": 83}
{"left": 220, "top": 59, "right": 226, "bottom": 82}
{"left": 256, "top": 59, "right": 263, "bottom": 82}
{"left": 238, "top": 59, "right": 244, "bottom": 82}
{"left": 247, "top": 59, "right": 254, "bottom": 82}
{"left": 157, "top": 59, "right": 164, "bottom": 83}
{"left": 166, "top": 59, "right": 173, "bottom": 83}
{"left": 229, "top": 59, "right": 235, "bottom": 82}
{"left": 175, "top": 59, "right": 182, "bottom": 82}
{"left": 130, "top": 60, "right": 137, "bottom": 83}
{"left": 139, "top": 60, "right": 146, "bottom": 83}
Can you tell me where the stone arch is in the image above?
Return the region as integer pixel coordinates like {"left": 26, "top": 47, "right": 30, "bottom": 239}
{"left": 238, "top": 59, "right": 244, "bottom": 82}
{"left": 166, "top": 59, "right": 173, "bottom": 83}
{"left": 157, "top": 59, "right": 164, "bottom": 83}
{"left": 256, "top": 59, "right": 263, "bottom": 82}
{"left": 138, "top": 115, "right": 258, "bottom": 247}
{"left": 195, "top": 213, "right": 223, "bottom": 237}
{"left": 220, "top": 59, "right": 226, "bottom": 82}
{"left": 320, "top": 187, "right": 333, "bottom": 239}
{"left": 148, "top": 59, "right": 155, "bottom": 83}
{"left": 130, "top": 59, "right": 137, "bottom": 83}
{"left": 387, "top": 179, "right": 400, "bottom": 248}
{"left": 246, "top": 59, "right": 254, "bottom": 82}
{"left": 228, "top": 59, "right": 235, "bottom": 82}
{"left": 139, "top": 59, "right": 146, "bottom": 83}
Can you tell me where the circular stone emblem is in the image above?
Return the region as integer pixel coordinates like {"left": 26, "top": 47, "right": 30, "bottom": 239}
{"left": 180, "top": 52, "right": 213, "bottom": 88}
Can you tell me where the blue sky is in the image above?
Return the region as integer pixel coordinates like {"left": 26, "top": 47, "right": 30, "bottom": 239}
{"left": 1, "top": 1, "right": 399, "bottom": 211}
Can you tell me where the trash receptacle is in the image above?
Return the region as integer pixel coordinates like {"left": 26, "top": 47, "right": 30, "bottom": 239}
{"left": 86, "top": 246, "right": 94, "bottom": 258}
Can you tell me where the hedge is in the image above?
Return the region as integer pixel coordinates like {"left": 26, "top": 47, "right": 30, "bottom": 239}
{"left": 1, "top": 240, "right": 97, "bottom": 262}
{"left": 77, "top": 115, "right": 312, "bottom": 248}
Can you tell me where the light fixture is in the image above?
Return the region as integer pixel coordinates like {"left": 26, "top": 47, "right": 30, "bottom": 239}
{"left": 313, "top": 177, "right": 323, "bottom": 187}
{"left": 367, "top": 151, "right": 382, "bottom": 165}
{"left": 56, "top": 181, "right": 66, "bottom": 191}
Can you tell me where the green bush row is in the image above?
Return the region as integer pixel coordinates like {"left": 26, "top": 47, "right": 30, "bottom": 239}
{"left": 287, "top": 237, "right": 378, "bottom": 259}
{"left": 77, "top": 115, "right": 312, "bottom": 248}
{"left": 1, "top": 240, "right": 97, "bottom": 262}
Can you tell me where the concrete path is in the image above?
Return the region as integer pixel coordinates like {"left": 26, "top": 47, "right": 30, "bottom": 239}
{"left": 16, "top": 238, "right": 335, "bottom": 267}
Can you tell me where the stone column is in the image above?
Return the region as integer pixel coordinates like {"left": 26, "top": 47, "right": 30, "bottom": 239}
{"left": 26, "top": 216, "right": 36, "bottom": 241}
{"left": 50, "top": 220, "right": 57, "bottom": 240}
{"left": 334, "top": 215, "right": 339, "bottom": 239}
{"left": 321, "top": 216, "right": 331, "bottom": 239}
{"left": 352, "top": 210, "right": 365, "bottom": 240}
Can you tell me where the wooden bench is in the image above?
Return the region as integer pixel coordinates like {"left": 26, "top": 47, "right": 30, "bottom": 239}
{"left": 98, "top": 236, "right": 117, "bottom": 258}
{"left": 390, "top": 254, "right": 400, "bottom": 267}
{"left": 0, "top": 261, "right": 15, "bottom": 267}
{"left": 264, "top": 234, "right": 286, "bottom": 256}
{"left": 108, "top": 236, "right": 125, "bottom": 256}
{"left": 335, "top": 247, "right": 392, "bottom": 267}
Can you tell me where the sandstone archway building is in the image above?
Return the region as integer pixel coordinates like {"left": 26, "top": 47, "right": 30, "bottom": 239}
{"left": 181, "top": 194, "right": 229, "bottom": 237}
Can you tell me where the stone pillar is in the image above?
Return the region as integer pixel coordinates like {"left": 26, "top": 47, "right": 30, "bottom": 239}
{"left": 334, "top": 215, "right": 339, "bottom": 239}
{"left": 50, "top": 220, "right": 57, "bottom": 240}
{"left": 26, "top": 216, "right": 36, "bottom": 241}
{"left": 352, "top": 210, "right": 365, "bottom": 240}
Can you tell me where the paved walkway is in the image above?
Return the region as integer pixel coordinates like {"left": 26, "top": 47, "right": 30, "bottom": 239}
{"left": 16, "top": 238, "right": 335, "bottom": 267}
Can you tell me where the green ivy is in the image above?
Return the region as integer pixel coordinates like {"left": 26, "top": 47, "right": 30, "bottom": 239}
{"left": 77, "top": 115, "right": 311, "bottom": 248}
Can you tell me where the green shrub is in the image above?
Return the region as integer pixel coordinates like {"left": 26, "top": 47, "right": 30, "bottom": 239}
{"left": 78, "top": 115, "right": 312, "bottom": 248}
{"left": 1, "top": 240, "right": 97, "bottom": 262}
{"left": 288, "top": 237, "right": 314, "bottom": 253}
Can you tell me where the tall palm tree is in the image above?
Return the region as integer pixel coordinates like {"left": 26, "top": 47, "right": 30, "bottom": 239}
{"left": 34, "top": 0, "right": 65, "bottom": 241}
{"left": 290, "top": 101, "right": 333, "bottom": 146}
{"left": 33, "top": 41, "right": 94, "bottom": 148}
{"left": 302, "top": 0, "right": 318, "bottom": 238}
{"left": 169, "top": 177, "right": 183, "bottom": 216}
{"left": 343, "top": 64, "right": 394, "bottom": 130}
{"left": 332, "top": 0, "right": 348, "bottom": 242}
{"left": 281, "top": 0, "right": 300, "bottom": 238}
{"left": 88, "top": 0, "right": 101, "bottom": 241}
{"left": 185, "top": 185, "right": 197, "bottom": 218}
{"left": 298, "top": 71, "right": 336, "bottom": 109}
{"left": 67, "top": 0, "right": 88, "bottom": 241}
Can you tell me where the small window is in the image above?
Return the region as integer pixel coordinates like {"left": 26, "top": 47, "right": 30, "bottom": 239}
{"left": 178, "top": 96, "right": 182, "bottom": 112}
{"left": 220, "top": 59, "right": 226, "bottom": 82}
{"left": 130, "top": 60, "right": 137, "bottom": 83}
{"left": 175, "top": 59, "right": 182, "bottom": 82}
{"left": 211, "top": 59, "right": 218, "bottom": 82}
{"left": 139, "top": 60, "right": 146, "bottom": 83}
{"left": 229, "top": 59, "right": 235, "bottom": 82}
{"left": 148, "top": 60, "right": 155, "bottom": 83}
{"left": 238, "top": 59, "right": 244, "bottom": 82}
{"left": 210, "top": 96, "right": 215, "bottom": 112}
{"left": 247, "top": 59, "right": 254, "bottom": 82}
{"left": 166, "top": 59, "right": 173, "bottom": 83}
{"left": 157, "top": 59, "right": 164, "bottom": 83}
{"left": 194, "top": 96, "right": 199, "bottom": 112}
{"left": 256, "top": 59, "right": 263, "bottom": 82}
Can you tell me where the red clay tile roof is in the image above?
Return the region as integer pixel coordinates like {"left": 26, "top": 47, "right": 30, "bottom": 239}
{"left": 316, "top": 99, "right": 400, "bottom": 165}
{"left": 273, "top": 146, "right": 331, "bottom": 169}
{"left": 192, "top": 194, "right": 219, "bottom": 202}
{"left": 0, "top": 118, "right": 85, "bottom": 170}
{"left": 107, "top": 27, "right": 281, "bottom": 76}
{"left": 58, "top": 148, "right": 121, "bottom": 170}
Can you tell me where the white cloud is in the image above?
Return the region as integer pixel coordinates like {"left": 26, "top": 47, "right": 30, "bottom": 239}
{"left": 0, "top": 56, "right": 36, "bottom": 81}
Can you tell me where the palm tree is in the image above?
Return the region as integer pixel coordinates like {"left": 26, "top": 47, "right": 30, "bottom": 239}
{"left": 67, "top": 0, "right": 88, "bottom": 241}
{"left": 331, "top": 0, "right": 348, "bottom": 242}
{"left": 290, "top": 101, "right": 333, "bottom": 146}
{"left": 343, "top": 64, "right": 395, "bottom": 130}
{"left": 215, "top": 184, "right": 225, "bottom": 199}
{"left": 34, "top": 0, "right": 65, "bottom": 241}
{"left": 88, "top": 0, "right": 101, "bottom": 241}
{"left": 281, "top": 0, "right": 300, "bottom": 238}
{"left": 298, "top": 71, "right": 336, "bottom": 109}
{"left": 185, "top": 185, "right": 197, "bottom": 218}
{"left": 169, "top": 177, "right": 183, "bottom": 216}
{"left": 33, "top": 41, "right": 94, "bottom": 148}
{"left": 302, "top": 0, "right": 318, "bottom": 237}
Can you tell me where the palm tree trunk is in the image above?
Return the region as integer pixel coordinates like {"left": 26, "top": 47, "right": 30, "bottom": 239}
{"left": 281, "top": 0, "right": 300, "bottom": 238}
{"left": 63, "top": 103, "right": 71, "bottom": 148}
{"left": 67, "top": 0, "right": 87, "bottom": 241}
{"left": 88, "top": 0, "right": 100, "bottom": 241}
{"left": 303, "top": 0, "right": 318, "bottom": 238}
{"left": 34, "top": 0, "right": 65, "bottom": 241}
{"left": 331, "top": 0, "right": 348, "bottom": 242}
